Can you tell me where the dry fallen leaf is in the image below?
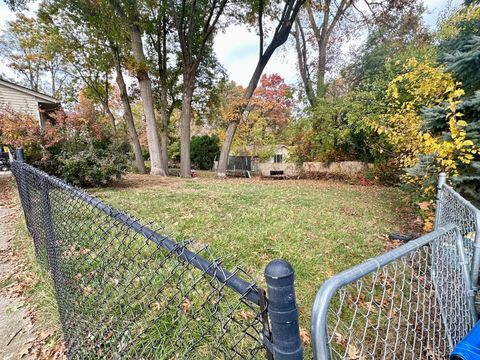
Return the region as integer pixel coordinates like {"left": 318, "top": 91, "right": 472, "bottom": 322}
{"left": 239, "top": 310, "right": 255, "bottom": 321}
{"left": 334, "top": 332, "right": 347, "bottom": 347}
{"left": 181, "top": 298, "right": 191, "bottom": 313}
{"left": 325, "top": 269, "right": 335, "bottom": 278}
{"left": 299, "top": 327, "right": 311, "bottom": 346}
{"left": 347, "top": 343, "right": 364, "bottom": 360}
{"left": 417, "top": 201, "right": 430, "bottom": 211}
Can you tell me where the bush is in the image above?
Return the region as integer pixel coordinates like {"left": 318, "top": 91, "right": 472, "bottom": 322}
{"left": 361, "top": 159, "right": 401, "bottom": 186}
{"left": 36, "top": 141, "right": 130, "bottom": 187}
{"left": 0, "top": 103, "right": 129, "bottom": 187}
{"left": 190, "top": 135, "right": 220, "bottom": 170}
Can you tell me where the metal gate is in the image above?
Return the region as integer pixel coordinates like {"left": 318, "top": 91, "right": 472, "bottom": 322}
{"left": 311, "top": 173, "right": 480, "bottom": 359}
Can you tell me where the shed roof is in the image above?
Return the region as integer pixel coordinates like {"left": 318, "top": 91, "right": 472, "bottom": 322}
{"left": 0, "top": 78, "right": 59, "bottom": 104}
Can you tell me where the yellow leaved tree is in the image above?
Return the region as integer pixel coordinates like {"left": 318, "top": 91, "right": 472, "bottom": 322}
{"left": 373, "top": 59, "right": 477, "bottom": 190}
{"left": 370, "top": 59, "right": 478, "bottom": 230}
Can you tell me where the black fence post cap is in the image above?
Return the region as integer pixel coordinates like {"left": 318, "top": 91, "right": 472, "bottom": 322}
{"left": 265, "top": 259, "right": 294, "bottom": 281}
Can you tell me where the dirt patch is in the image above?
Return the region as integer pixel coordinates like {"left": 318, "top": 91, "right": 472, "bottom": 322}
{"left": 110, "top": 173, "right": 185, "bottom": 189}
{"left": 0, "top": 175, "right": 34, "bottom": 360}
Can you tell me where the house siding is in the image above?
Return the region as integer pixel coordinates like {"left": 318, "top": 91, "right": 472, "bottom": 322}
{"left": 0, "top": 83, "right": 41, "bottom": 121}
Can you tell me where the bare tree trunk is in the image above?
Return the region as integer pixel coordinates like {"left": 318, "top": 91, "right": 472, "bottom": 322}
{"left": 217, "top": 40, "right": 279, "bottom": 177}
{"left": 51, "top": 68, "right": 56, "bottom": 97}
{"left": 217, "top": 46, "right": 272, "bottom": 176}
{"left": 105, "top": 73, "right": 117, "bottom": 134}
{"left": 316, "top": 40, "right": 327, "bottom": 98}
{"left": 103, "top": 104, "right": 117, "bottom": 134}
{"left": 112, "top": 44, "right": 146, "bottom": 174}
{"left": 217, "top": 121, "right": 238, "bottom": 177}
{"left": 294, "top": 18, "right": 316, "bottom": 106}
{"left": 130, "top": 24, "right": 166, "bottom": 176}
{"left": 217, "top": 63, "right": 267, "bottom": 177}
{"left": 160, "top": 106, "right": 169, "bottom": 173}
{"left": 180, "top": 80, "right": 194, "bottom": 177}
{"left": 216, "top": 0, "right": 304, "bottom": 177}
{"left": 158, "top": 19, "right": 170, "bottom": 173}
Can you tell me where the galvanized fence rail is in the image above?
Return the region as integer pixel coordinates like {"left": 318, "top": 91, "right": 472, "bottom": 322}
{"left": 12, "top": 160, "right": 303, "bottom": 359}
{"left": 311, "top": 174, "right": 480, "bottom": 359}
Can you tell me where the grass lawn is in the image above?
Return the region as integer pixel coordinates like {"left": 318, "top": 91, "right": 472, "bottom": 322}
{"left": 91, "top": 172, "right": 418, "bottom": 338}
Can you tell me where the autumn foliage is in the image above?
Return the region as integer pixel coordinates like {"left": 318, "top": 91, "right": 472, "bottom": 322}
{"left": 0, "top": 95, "right": 129, "bottom": 186}
{"left": 372, "top": 59, "right": 478, "bottom": 195}
{"left": 0, "top": 106, "right": 41, "bottom": 149}
{"left": 222, "top": 74, "right": 293, "bottom": 157}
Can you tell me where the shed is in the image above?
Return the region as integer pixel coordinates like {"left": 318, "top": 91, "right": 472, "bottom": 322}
{"left": 0, "top": 78, "right": 60, "bottom": 127}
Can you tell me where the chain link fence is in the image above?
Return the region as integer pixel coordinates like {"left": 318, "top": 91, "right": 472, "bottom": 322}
{"left": 435, "top": 175, "right": 480, "bottom": 306}
{"left": 311, "top": 175, "right": 480, "bottom": 359}
{"left": 14, "top": 157, "right": 480, "bottom": 360}
{"left": 12, "top": 160, "right": 286, "bottom": 359}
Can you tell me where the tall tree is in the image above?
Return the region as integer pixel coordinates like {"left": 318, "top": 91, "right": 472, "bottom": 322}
{"left": 293, "top": 0, "right": 415, "bottom": 107}
{"left": 0, "top": 15, "right": 42, "bottom": 91}
{"left": 144, "top": 0, "right": 182, "bottom": 173}
{"left": 42, "top": 13, "right": 118, "bottom": 131}
{"left": 168, "top": 0, "right": 229, "bottom": 177}
{"left": 110, "top": 0, "right": 167, "bottom": 176}
{"left": 111, "top": 43, "right": 147, "bottom": 173}
{"left": 216, "top": 0, "right": 305, "bottom": 177}
{"left": 0, "top": 14, "right": 69, "bottom": 96}
{"left": 39, "top": 0, "right": 147, "bottom": 172}
{"left": 293, "top": 0, "right": 356, "bottom": 106}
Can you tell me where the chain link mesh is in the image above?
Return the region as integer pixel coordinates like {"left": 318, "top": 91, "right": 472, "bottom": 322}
{"left": 12, "top": 161, "right": 270, "bottom": 359}
{"left": 311, "top": 177, "right": 480, "bottom": 360}
{"left": 437, "top": 185, "right": 479, "bottom": 245}
{"left": 437, "top": 184, "right": 480, "bottom": 309}
{"left": 318, "top": 226, "right": 474, "bottom": 359}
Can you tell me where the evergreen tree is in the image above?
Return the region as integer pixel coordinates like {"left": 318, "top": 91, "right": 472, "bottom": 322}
{"left": 422, "top": 1, "right": 480, "bottom": 203}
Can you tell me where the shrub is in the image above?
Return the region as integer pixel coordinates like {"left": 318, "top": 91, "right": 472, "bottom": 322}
{"left": 0, "top": 104, "right": 129, "bottom": 187}
{"left": 36, "top": 141, "right": 130, "bottom": 187}
{"left": 371, "top": 58, "right": 478, "bottom": 198}
{"left": 190, "top": 135, "right": 220, "bottom": 170}
{"left": 361, "top": 159, "right": 401, "bottom": 186}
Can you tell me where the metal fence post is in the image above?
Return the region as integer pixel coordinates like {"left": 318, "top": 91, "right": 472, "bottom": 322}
{"left": 434, "top": 172, "right": 447, "bottom": 230}
{"left": 264, "top": 259, "right": 303, "bottom": 360}
{"left": 15, "top": 148, "right": 25, "bottom": 162}
{"left": 454, "top": 227, "right": 479, "bottom": 324}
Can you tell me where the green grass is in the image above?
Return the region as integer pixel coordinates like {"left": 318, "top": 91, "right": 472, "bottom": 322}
{"left": 13, "top": 172, "right": 415, "bottom": 358}
{"left": 91, "top": 174, "right": 414, "bottom": 336}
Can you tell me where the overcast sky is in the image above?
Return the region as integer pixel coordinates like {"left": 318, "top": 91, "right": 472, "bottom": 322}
{"left": 0, "top": 0, "right": 461, "bottom": 87}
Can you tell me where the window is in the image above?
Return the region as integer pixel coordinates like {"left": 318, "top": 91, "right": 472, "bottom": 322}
{"left": 274, "top": 154, "right": 283, "bottom": 163}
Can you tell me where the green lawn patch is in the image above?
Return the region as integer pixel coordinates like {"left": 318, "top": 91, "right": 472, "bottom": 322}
{"left": 92, "top": 174, "right": 415, "bottom": 338}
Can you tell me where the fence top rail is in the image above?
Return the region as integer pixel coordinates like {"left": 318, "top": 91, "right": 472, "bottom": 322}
{"left": 12, "top": 160, "right": 261, "bottom": 305}
{"left": 310, "top": 223, "right": 458, "bottom": 358}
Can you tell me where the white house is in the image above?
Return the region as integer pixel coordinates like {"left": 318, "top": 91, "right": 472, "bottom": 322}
{"left": 265, "top": 144, "right": 289, "bottom": 164}
{"left": 0, "top": 78, "right": 60, "bottom": 127}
